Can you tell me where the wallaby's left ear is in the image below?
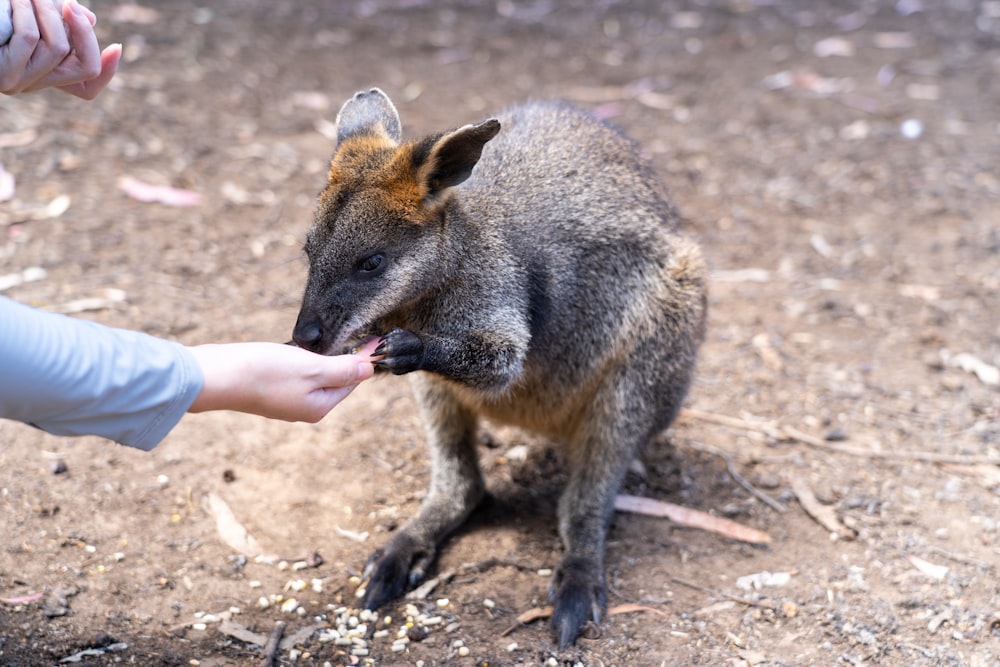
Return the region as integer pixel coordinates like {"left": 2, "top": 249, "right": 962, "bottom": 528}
{"left": 417, "top": 119, "right": 501, "bottom": 201}
{"left": 335, "top": 88, "right": 403, "bottom": 147}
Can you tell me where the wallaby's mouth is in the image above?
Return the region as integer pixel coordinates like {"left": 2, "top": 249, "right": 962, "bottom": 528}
{"left": 336, "top": 330, "right": 384, "bottom": 356}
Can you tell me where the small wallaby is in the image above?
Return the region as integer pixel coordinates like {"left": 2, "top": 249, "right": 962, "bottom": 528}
{"left": 292, "top": 88, "right": 707, "bottom": 648}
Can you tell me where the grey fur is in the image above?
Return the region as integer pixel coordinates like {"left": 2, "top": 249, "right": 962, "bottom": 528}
{"left": 293, "top": 88, "right": 707, "bottom": 648}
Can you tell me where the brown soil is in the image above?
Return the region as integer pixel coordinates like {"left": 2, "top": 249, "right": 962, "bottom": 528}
{"left": 1, "top": 1, "right": 998, "bottom": 665}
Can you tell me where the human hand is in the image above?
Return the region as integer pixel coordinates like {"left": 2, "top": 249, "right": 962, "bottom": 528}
{"left": 0, "top": 0, "right": 121, "bottom": 99}
{"left": 187, "top": 340, "right": 380, "bottom": 423}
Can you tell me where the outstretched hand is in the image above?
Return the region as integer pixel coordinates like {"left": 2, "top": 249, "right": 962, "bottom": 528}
{"left": 0, "top": 0, "right": 121, "bottom": 99}
{"left": 187, "top": 340, "right": 381, "bottom": 423}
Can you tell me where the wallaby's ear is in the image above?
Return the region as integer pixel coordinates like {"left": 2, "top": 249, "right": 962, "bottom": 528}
{"left": 335, "top": 88, "right": 402, "bottom": 147}
{"left": 417, "top": 119, "right": 501, "bottom": 201}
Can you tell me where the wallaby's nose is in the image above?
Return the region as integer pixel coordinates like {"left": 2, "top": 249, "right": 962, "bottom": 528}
{"left": 292, "top": 319, "right": 323, "bottom": 351}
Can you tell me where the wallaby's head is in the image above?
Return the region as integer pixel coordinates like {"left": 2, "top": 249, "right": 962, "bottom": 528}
{"left": 292, "top": 88, "right": 501, "bottom": 355}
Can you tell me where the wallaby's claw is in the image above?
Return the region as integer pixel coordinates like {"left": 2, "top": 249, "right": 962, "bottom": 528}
{"left": 549, "top": 557, "right": 607, "bottom": 649}
{"left": 358, "top": 533, "right": 433, "bottom": 611}
{"left": 374, "top": 328, "right": 425, "bottom": 375}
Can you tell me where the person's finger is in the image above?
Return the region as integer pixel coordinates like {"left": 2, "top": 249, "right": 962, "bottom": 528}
{"left": 318, "top": 355, "right": 375, "bottom": 389}
{"left": 15, "top": 0, "right": 72, "bottom": 90}
{"left": 58, "top": 0, "right": 100, "bottom": 75}
{"left": 57, "top": 41, "right": 120, "bottom": 99}
{"left": 23, "top": 0, "right": 104, "bottom": 93}
{"left": 0, "top": 0, "right": 39, "bottom": 93}
{"left": 71, "top": 0, "right": 96, "bottom": 27}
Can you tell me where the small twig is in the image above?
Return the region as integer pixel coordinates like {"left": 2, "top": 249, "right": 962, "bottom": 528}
{"left": 790, "top": 476, "right": 856, "bottom": 541}
{"left": 259, "top": 621, "right": 285, "bottom": 667}
{"left": 687, "top": 440, "right": 787, "bottom": 513}
{"left": 460, "top": 557, "right": 540, "bottom": 574}
{"left": 670, "top": 576, "right": 776, "bottom": 611}
{"left": 501, "top": 602, "right": 671, "bottom": 637}
{"left": 682, "top": 408, "right": 1000, "bottom": 465}
{"left": 924, "top": 545, "right": 995, "bottom": 572}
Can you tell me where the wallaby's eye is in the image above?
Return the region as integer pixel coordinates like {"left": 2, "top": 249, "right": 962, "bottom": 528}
{"left": 356, "top": 253, "right": 386, "bottom": 275}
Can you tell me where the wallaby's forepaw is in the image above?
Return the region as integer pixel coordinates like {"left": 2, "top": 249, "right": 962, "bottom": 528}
{"left": 358, "top": 532, "right": 435, "bottom": 611}
{"left": 549, "top": 557, "right": 607, "bottom": 649}
{"left": 373, "top": 328, "right": 425, "bottom": 375}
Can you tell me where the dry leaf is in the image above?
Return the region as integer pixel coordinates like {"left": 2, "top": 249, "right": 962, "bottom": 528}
{"left": 614, "top": 494, "right": 772, "bottom": 545}
{"left": 873, "top": 32, "right": 915, "bottom": 49}
{"left": 908, "top": 555, "right": 948, "bottom": 581}
{"left": 0, "top": 267, "right": 47, "bottom": 292}
{"left": 119, "top": 176, "right": 201, "bottom": 207}
{"left": 813, "top": 36, "right": 855, "bottom": 58}
{"left": 0, "top": 591, "right": 45, "bottom": 605}
{"left": 205, "top": 492, "right": 272, "bottom": 559}
{"left": 0, "top": 129, "right": 38, "bottom": 149}
{"left": 46, "top": 288, "right": 126, "bottom": 314}
{"left": 0, "top": 163, "right": 14, "bottom": 201}
{"left": 218, "top": 619, "right": 268, "bottom": 646}
{"left": 109, "top": 4, "right": 160, "bottom": 24}
{"left": 335, "top": 525, "right": 370, "bottom": 543}
{"left": 945, "top": 351, "right": 999, "bottom": 386}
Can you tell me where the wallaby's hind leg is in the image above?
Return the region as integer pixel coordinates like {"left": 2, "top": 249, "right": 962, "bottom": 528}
{"left": 550, "top": 387, "right": 665, "bottom": 649}
{"left": 359, "top": 378, "right": 484, "bottom": 611}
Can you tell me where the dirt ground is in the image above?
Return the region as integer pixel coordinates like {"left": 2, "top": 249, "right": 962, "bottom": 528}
{"left": 2, "top": 0, "right": 999, "bottom": 665}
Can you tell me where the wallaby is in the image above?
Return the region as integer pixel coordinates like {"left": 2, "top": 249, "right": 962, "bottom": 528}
{"left": 292, "top": 88, "right": 707, "bottom": 648}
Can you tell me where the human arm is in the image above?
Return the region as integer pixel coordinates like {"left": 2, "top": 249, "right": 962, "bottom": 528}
{"left": 0, "top": 0, "right": 121, "bottom": 99}
{"left": 187, "top": 341, "right": 377, "bottom": 422}
{"left": 0, "top": 297, "right": 377, "bottom": 449}
{"left": 0, "top": 296, "right": 203, "bottom": 449}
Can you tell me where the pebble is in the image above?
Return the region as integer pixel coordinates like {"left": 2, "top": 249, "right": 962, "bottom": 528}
{"left": 901, "top": 118, "right": 923, "bottom": 139}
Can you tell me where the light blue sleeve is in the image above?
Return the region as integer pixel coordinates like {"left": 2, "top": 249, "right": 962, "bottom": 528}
{"left": 0, "top": 296, "right": 204, "bottom": 450}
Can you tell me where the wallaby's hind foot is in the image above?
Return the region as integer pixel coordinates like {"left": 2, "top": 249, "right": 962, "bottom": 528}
{"left": 359, "top": 531, "right": 435, "bottom": 611}
{"left": 550, "top": 556, "right": 607, "bottom": 649}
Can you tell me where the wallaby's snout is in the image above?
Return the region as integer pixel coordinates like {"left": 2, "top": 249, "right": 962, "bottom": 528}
{"left": 291, "top": 299, "right": 358, "bottom": 356}
{"left": 290, "top": 314, "right": 324, "bottom": 353}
